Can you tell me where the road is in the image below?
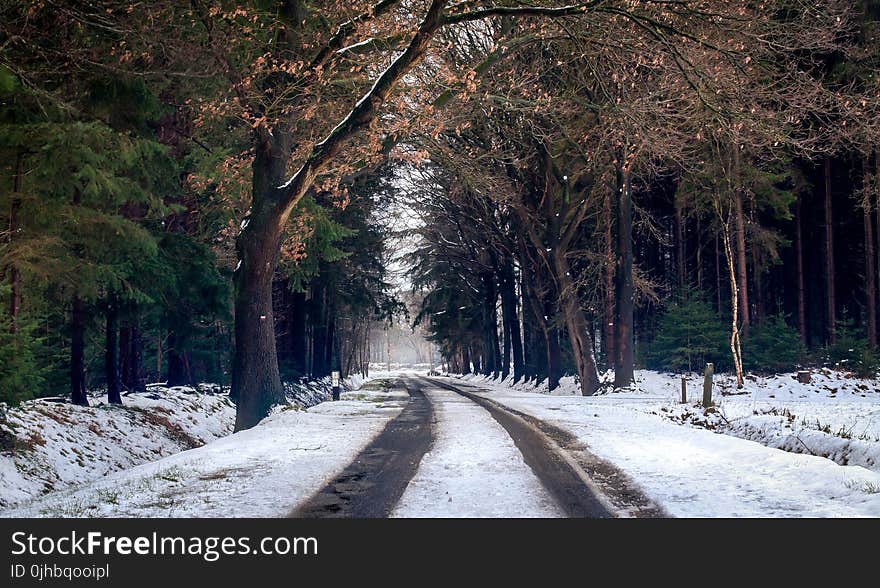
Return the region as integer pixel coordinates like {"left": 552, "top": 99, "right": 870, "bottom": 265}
{"left": 293, "top": 376, "right": 662, "bottom": 518}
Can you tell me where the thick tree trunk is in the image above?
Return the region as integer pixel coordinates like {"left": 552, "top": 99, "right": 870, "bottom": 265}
{"left": 553, "top": 249, "right": 600, "bottom": 395}
{"left": 70, "top": 296, "right": 88, "bottom": 406}
{"left": 499, "top": 259, "right": 524, "bottom": 382}
{"left": 480, "top": 272, "right": 501, "bottom": 378}
{"left": 864, "top": 157, "right": 877, "bottom": 348}
{"left": 823, "top": 156, "right": 836, "bottom": 344}
{"left": 795, "top": 195, "right": 807, "bottom": 345}
{"left": 105, "top": 297, "right": 122, "bottom": 404}
{"left": 545, "top": 315, "right": 562, "bottom": 392}
{"left": 461, "top": 344, "right": 471, "bottom": 375}
{"left": 603, "top": 186, "right": 616, "bottom": 370}
{"left": 614, "top": 162, "right": 634, "bottom": 388}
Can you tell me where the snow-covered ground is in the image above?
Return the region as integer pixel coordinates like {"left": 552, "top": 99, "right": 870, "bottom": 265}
{"left": 0, "top": 385, "right": 235, "bottom": 509}
{"left": 456, "top": 369, "right": 880, "bottom": 517}
{"left": 2, "top": 382, "right": 406, "bottom": 517}
{"left": 0, "top": 374, "right": 382, "bottom": 513}
{"left": 392, "top": 386, "right": 562, "bottom": 518}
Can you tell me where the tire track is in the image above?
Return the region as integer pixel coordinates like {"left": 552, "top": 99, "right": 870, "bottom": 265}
{"left": 426, "top": 377, "right": 666, "bottom": 518}
{"left": 291, "top": 379, "right": 434, "bottom": 518}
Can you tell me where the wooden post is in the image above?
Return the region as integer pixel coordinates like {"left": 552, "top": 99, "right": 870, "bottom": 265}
{"left": 702, "top": 363, "right": 714, "bottom": 408}
{"left": 680, "top": 375, "right": 687, "bottom": 404}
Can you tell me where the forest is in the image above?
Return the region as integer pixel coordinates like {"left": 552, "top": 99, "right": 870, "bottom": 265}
{"left": 1, "top": 1, "right": 879, "bottom": 431}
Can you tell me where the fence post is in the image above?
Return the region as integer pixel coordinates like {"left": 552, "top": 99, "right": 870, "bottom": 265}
{"left": 681, "top": 375, "right": 687, "bottom": 404}
{"left": 702, "top": 363, "right": 714, "bottom": 408}
{"left": 331, "top": 370, "right": 341, "bottom": 401}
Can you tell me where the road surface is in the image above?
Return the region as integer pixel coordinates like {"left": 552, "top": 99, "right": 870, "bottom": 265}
{"left": 293, "top": 376, "right": 663, "bottom": 518}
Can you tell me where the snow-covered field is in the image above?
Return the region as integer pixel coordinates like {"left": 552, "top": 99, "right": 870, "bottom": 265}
{"left": 456, "top": 368, "right": 880, "bottom": 517}
{"left": 392, "top": 386, "right": 562, "bottom": 518}
{"left": 0, "top": 374, "right": 380, "bottom": 513}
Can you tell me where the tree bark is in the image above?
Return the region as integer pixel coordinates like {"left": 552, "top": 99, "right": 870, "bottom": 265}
{"left": 614, "top": 160, "right": 634, "bottom": 388}
{"left": 480, "top": 271, "right": 501, "bottom": 378}
{"left": 70, "top": 296, "right": 88, "bottom": 406}
{"left": 105, "top": 296, "right": 122, "bottom": 404}
{"left": 715, "top": 202, "right": 745, "bottom": 388}
{"left": 499, "top": 258, "right": 524, "bottom": 382}
{"left": 603, "top": 186, "right": 616, "bottom": 370}
{"left": 554, "top": 251, "right": 600, "bottom": 395}
{"left": 823, "top": 156, "right": 836, "bottom": 344}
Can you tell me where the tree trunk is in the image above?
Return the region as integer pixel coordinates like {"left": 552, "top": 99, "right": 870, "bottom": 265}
{"left": 733, "top": 146, "right": 750, "bottom": 334}
{"left": 864, "top": 157, "right": 877, "bottom": 348}
{"left": 70, "top": 296, "right": 88, "bottom": 406}
{"left": 552, "top": 249, "right": 600, "bottom": 395}
{"left": 823, "top": 156, "right": 836, "bottom": 344}
{"left": 603, "top": 186, "right": 616, "bottom": 370}
{"left": 717, "top": 211, "right": 745, "bottom": 388}
{"left": 614, "top": 161, "right": 634, "bottom": 388}
{"left": 461, "top": 344, "right": 471, "bottom": 375}
{"left": 105, "top": 296, "right": 122, "bottom": 404}
{"left": 228, "top": 0, "right": 448, "bottom": 429}
{"left": 480, "top": 272, "right": 500, "bottom": 378}
{"left": 795, "top": 195, "right": 807, "bottom": 345}
{"left": 500, "top": 259, "right": 524, "bottom": 382}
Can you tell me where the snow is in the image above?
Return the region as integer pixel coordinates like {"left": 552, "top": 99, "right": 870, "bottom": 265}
{"left": 0, "top": 373, "right": 385, "bottom": 514}
{"left": 392, "top": 386, "right": 562, "bottom": 518}
{"left": 2, "top": 375, "right": 407, "bottom": 517}
{"left": 336, "top": 37, "right": 376, "bottom": 55}
{"left": 454, "top": 369, "right": 880, "bottom": 517}
{"left": 0, "top": 385, "right": 235, "bottom": 510}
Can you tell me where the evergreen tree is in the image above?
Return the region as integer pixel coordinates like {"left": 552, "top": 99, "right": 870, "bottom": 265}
{"left": 646, "top": 291, "right": 731, "bottom": 373}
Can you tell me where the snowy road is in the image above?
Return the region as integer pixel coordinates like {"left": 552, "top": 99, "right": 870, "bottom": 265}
{"left": 391, "top": 382, "right": 564, "bottom": 517}
{"left": 296, "top": 377, "right": 628, "bottom": 518}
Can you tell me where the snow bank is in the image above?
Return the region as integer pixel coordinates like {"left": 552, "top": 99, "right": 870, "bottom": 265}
{"left": 0, "top": 385, "right": 235, "bottom": 509}
{"left": 0, "top": 373, "right": 378, "bottom": 512}
{"left": 454, "top": 369, "right": 880, "bottom": 516}
{"left": 2, "top": 378, "right": 406, "bottom": 517}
